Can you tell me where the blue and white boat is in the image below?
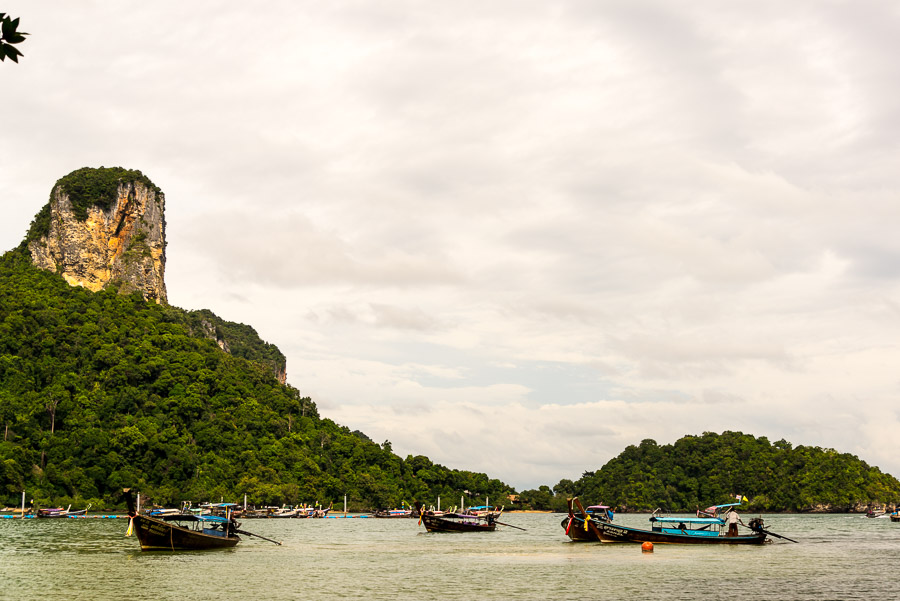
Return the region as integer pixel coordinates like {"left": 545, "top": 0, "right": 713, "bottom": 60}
{"left": 564, "top": 498, "right": 771, "bottom": 545}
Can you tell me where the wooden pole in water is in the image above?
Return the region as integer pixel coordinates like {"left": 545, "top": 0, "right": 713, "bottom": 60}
{"left": 344, "top": 494, "right": 347, "bottom": 517}
{"left": 244, "top": 494, "right": 247, "bottom": 511}
{"left": 137, "top": 493, "right": 141, "bottom": 514}
{"left": 21, "top": 491, "right": 25, "bottom": 519}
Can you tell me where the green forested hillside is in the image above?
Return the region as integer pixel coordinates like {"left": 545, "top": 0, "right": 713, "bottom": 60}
{"left": 531, "top": 432, "right": 900, "bottom": 512}
{"left": 0, "top": 248, "right": 512, "bottom": 510}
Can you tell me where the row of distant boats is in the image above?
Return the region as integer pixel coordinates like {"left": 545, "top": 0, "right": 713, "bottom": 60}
{"left": 866, "top": 508, "right": 900, "bottom": 519}
{"left": 149, "top": 502, "right": 334, "bottom": 520}
{"left": 0, "top": 499, "right": 494, "bottom": 522}
{"left": 119, "top": 489, "right": 512, "bottom": 549}
{"left": 0, "top": 504, "right": 94, "bottom": 518}
{"left": 8, "top": 490, "right": 898, "bottom": 551}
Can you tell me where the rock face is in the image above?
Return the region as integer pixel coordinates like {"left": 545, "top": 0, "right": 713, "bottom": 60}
{"left": 28, "top": 172, "right": 167, "bottom": 304}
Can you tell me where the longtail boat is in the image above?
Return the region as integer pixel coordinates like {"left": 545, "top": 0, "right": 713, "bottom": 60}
{"left": 415, "top": 501, "right": 514, "bottom": 532}
{"left": 373, "top": 508, "right": 413, "bottom": 518}
{"left": 560, "top": 503, "right": 614, "bottom": 541}
{"left": 563, "top": 498, "right": 773, "bottom": 545}
{"left": 124, "top": 489, "right": 241, "bottom": 550}
{"left": 268, "top": 506, "right": 303, "bottom": 518}
{"left": 37, "top": 504, "right": 91, "bottom": 518}
{"left": 419, "top": 510, "right": 498, "bottom": 532}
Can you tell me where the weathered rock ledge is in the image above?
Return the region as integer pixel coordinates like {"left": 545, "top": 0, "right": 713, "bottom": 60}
{"left": 28, "top": 176, "right": 167, "bottom": 303}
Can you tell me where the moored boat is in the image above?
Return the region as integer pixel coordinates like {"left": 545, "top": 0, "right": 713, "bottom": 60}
{"left": 373, "top": 506, "right": 414, "bottom": 518}
{"left": 124, "top": 489, "right": 241, "bottom": 551}
{"left": 37, "top": 504, "right": 91, "bottom": 518}
{"left": 420, "top": 512, "right": 497, "bottom": 533}
{"left": 560, "top": 503, "right": 614, "bottom": 541}
{"left": 891, "top": 511, "right": 899, "bottom": 523}
{"left": 563, "top": 498, "right": 773, "bottom": 545}
{"left": 268, "top": 506, "right": 303, "bottom": 518}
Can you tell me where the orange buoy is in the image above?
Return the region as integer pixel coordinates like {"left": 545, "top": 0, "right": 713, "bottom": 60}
{"left": 641, "top": 541, "right": 654, "bottom": 553}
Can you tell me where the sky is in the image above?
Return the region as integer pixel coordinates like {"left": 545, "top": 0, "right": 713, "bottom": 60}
{"left": 2, "top": 1, "right": 899, "bottom": 491}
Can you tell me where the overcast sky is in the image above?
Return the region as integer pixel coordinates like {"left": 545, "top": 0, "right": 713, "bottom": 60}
{"left": 2, "top": 1, "right": 899, "bottom": 491}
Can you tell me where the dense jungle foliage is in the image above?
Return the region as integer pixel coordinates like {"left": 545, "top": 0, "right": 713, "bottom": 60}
{"left": 0, "top": 249, "right": 513, "bottom": 510}
{"left": 518, "top": 432, "right": 900, "bottom": 512}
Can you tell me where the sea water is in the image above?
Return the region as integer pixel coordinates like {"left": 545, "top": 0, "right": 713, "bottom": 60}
{"left": 0, "top": 513, "right": 896, "bottom": 600}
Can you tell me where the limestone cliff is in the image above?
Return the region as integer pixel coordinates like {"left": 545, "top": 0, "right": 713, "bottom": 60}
{"left": 27, "top": 167, "right": 167, "bottom": 304}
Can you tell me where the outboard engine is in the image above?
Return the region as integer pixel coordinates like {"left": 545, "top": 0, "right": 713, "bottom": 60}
{"left": 748, "top": 517, "right": 765, "bottom": 531}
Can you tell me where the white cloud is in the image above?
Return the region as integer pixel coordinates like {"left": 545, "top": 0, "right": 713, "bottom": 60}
{"left": 3, "top": 0, "right": 900, "bottom": 489}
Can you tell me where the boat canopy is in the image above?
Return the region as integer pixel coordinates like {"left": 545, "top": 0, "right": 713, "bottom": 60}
{"left": 161, "top": 514, "right": 231, "bottom": 523}
{"left": 586, "top": 505, "right": 610, "bottom": 510}
{"left": 651, "top": 516, "right": 724, "bottom": 525}
{"left": 198, "top": 515, "right": 230, "bottom": 523}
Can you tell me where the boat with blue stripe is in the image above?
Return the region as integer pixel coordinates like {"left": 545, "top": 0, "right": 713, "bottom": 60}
{"left": 564, "top": 498, "right": 772, "bottom": 545}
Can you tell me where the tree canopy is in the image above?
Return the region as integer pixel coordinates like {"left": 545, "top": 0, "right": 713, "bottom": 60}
{"left": 517, "top": 431, "right": 900, "bottom": 512}
{"left": 0, "top": 248, "right": 513, "bottom": 510}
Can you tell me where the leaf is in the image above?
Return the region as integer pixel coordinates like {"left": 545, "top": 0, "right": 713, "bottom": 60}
{"left": 1, "top": 16, "right": 26, "bottom": 41}
{"left": 2, "top": 44, "right": 22, "bottom": 63}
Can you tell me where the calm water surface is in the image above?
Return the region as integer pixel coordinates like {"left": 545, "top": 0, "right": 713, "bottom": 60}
{"left": 1, "top": 513, "right": 897, "bottom": 600}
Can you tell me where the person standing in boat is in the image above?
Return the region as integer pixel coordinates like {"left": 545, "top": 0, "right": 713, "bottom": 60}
{"left": 725, "top": 508, "right": 745, "bottom": 536}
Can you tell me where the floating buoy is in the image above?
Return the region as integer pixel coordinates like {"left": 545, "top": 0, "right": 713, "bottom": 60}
{"left": 641, "top": 541, "right": 654, "bottom": 553}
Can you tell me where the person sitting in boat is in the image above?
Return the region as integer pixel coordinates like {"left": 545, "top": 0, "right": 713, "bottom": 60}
{"left": 725, "top": 509, "right": 744, "bottom": 536}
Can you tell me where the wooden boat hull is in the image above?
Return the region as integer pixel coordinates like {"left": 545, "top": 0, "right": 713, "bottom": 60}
{"left": 421, "top": 514, "right": 496, "bottom": 533}
{"left": 130, "top": 514, "right": 240, "bottom": 551}
{"left": 891, "top": 514, "right": 899, "bottom": 522}
{"left": 561, "top": 515, "right": 610, "bottom": 541}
